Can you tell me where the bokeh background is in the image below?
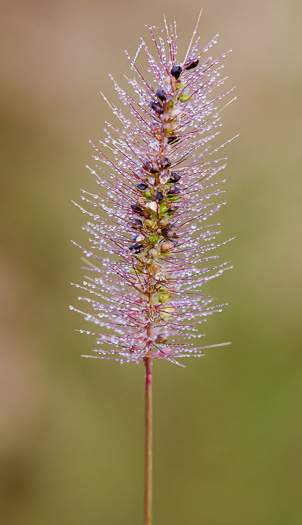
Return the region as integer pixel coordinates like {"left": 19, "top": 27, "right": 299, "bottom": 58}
{"left": 1, "top": 0, "right": 301, "bottom": 523}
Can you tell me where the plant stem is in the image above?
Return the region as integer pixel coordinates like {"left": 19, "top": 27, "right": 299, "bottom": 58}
{"left": 144, "top": 355, "right": 152, "bottom": 525}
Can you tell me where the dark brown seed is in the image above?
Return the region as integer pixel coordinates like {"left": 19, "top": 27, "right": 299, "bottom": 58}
{"left": 131, "top": 204, "right": 144, "bottom": 213}
{"left": 150, "top": 164, "right": 159, "bottom": 174}
{"left": 142, "top": 159, "right": 159, "bottom": 174}
{"left": 170, "top": 65, "right": 182, "bottom": 79}
{"left": 129, "top": 243, "right": 143, "bottom": 253}
{"left": 167, "top": 136, "right": 180, "bottom": 145}
{"left": 167, "top": 186, "right": 181, "bottom": 195}
{"left": 168, "top": 172, "right": 181, "bottom": 183}
{"left": 130, "top": 219, "right": 143, "bottom": 230}
{"left": 162, "top": 228, "right": 172, "bottom": 237}
{"left": 142, "top": 160, "right": 152, "bottom": 171}
{"left": 150, "top": 101, "right": 164, "bottom": 115}
{"left": 183, "top": 58, "right": 199, "bottom": 71}
{"left": 156, "top": 89, "right": 167, "bottom": 102}
{"left": 155, "top": 191, "right": 164, "bottom": 202}
{"left": 136, "top": 183, "right": 148, "bottom": 191}
{"left": 162, "top": 227, "right": 177, "bottom": 238}
{"left": 160, "top": 157, "right": 171, "bottom": 169}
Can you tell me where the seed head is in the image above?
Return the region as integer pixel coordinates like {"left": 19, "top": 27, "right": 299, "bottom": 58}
{"left": 71, "top": 16, "right": 236, "bottom": 365}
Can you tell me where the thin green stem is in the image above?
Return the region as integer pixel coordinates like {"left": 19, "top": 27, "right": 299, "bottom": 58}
{"left": 144, "top": 355, "right": 152, "bottom": 525}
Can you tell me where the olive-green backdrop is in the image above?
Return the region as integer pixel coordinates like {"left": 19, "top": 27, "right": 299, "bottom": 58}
{"left": 1, "top": 0, "right": 301, "bottom": 523}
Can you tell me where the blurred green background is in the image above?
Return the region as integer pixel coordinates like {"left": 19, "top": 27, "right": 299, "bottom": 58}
{"left": 1, "top": 0, "right": 301, "bottom": 524}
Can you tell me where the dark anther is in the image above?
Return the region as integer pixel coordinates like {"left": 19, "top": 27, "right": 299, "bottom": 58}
{"left": 129, "top": 243, "right": 143, "bottom": 253}
{"left": 164, "top": 229, "right": 179, "bottom": 239}
{"left": 160, "top": 157, "right": 171, "bottom": 169}
{"left": 155, "top": 191, "right": 164, "bottom": 202}
{"left": 167, "top": 186, "right": 181, "bottom": 196}
{"left": 142, "top": 160, "right": 159, "bottom": 173}
{"left": 130, "top": 219, "right": 143, "bottom": 230}
{"left": 168, "top": 172, "right": 181, "bottom": 183}
{"left": 156, "top": 89, "right": 167, "bottom": 102}
{"left": 183, "top": 58, "right": 199, "bottom": 71}
{"left": 136, "top": 183, "right": 148, "bottom": 191}
{"left": 142, "top": 160, "right": 152, "bottom": 171}
{"left": 162, "top": 227, "right": 173, "bottom": 238}
{"left": 150, "top": 101, "right": 164, "bottom": 115}
{"left": 170, "top": 65, "right": 182, "bottom": 79}
{"left": 131, "top": 204, "right": 145, "bottom": 215}
{"left": 167, "top": 136, "right": 180, "bottom": 145}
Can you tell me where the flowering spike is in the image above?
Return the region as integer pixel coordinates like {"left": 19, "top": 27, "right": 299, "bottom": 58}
{"left": 72, "top": 19, "right": 234, "bottom": 365}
